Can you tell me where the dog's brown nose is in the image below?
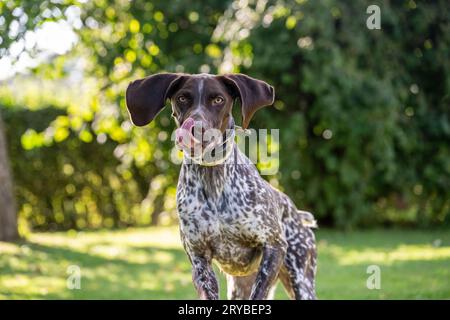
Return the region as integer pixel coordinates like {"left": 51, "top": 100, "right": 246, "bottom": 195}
{"left": 191, "top": 124, "right": 206, "bottom": 138}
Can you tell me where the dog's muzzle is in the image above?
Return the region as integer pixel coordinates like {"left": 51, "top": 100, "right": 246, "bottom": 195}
{"left": 175, "top": 117, "right": 235, "bottom": 166}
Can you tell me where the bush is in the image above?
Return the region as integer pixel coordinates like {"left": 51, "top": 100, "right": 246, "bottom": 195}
{"left": 212, "top": 0, "right": 450, "bottom": 228}
{"left": 1, "top": 105, "right": 178, "bottom": 231}
{"left": 1, "top": 0, "right": 449, "bottom": 230}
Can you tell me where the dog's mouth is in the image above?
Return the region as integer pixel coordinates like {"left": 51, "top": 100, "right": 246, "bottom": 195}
{"left": 175, "top": 117, "right": 221, "bottom": 157}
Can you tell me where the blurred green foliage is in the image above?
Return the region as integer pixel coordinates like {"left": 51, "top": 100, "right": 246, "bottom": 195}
{"left": 0, "top": 0, "right": 449, "bottom": 230}
{"left": 1, "top": 86, "right": 178, "bottom": 231}
{"left": 211, "top": 0, "right": 450, "bottom": 227}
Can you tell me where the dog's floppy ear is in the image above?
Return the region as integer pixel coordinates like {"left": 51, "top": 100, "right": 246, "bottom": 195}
{"left": 219, "top": 74, "right": 275, "bottom": 129}
{"left": 126, "top": 73, "right": 184, "bottom": 126}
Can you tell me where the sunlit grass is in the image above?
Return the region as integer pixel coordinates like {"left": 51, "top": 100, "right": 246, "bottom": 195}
{"left": 334, "top": 245, "right": 450, "bottom": 265}
{"left": 0, "top": 227, "right": 449, "bottom": 299}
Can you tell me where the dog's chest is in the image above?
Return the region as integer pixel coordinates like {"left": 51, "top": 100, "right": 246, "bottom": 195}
{"left": 176, "top": 164, "right": 270, "bottom": 274}
{"left": 177, "top": 175, "right": 255, "bottom": 244}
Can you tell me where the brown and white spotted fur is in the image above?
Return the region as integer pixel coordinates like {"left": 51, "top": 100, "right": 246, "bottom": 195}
{"left": 126, "top": 73, "right": 317, "bottom": 300}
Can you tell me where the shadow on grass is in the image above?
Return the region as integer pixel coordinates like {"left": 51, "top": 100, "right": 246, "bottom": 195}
{"left": 315, "top": 229, "right": 450, "bottom": 299}
{"left": 0, "top": 240, "right": 194, "bottom": 299}
{"left": 1, "top": 228, "right": 449, "bottom": 299}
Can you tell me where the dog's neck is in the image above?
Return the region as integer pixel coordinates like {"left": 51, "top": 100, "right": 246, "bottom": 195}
{"left": 182, "top": 143, "right": 239, "bottom": 200}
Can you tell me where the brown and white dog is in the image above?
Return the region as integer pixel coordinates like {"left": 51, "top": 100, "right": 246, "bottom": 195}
{"left": 126, "top": 73, "right": 317, "bottom": 300}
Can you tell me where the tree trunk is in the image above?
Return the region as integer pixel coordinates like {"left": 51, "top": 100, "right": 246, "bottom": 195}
{"left": 150, "top": 194, "right": 164, "bottom": 226}
{"left": 0, "top": 113, "right": 19, "bottom": 241}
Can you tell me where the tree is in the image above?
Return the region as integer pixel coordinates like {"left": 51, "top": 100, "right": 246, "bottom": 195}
{"left": 1, "top": 0, "right": 449, "bottom": 229}
{"left": 0, "top": 113, "right": 19, "bottom": 241}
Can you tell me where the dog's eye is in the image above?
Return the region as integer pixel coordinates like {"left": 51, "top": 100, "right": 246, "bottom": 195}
{"left": 213, "top": 96, "right": 224, "bottom": 105}
{"left": 177, "top": 95, "right": 188, "bottom": 103}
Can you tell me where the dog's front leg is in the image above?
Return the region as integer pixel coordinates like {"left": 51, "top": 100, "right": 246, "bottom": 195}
{"left": 190, "top": 255, "right": 219, "bottom": 300}
{"left": 250, "top": 245, "right": 286, "bottom": 300}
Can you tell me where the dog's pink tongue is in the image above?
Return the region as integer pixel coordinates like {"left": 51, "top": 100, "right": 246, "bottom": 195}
{"left": 181, "top": 117, "right": 195, "bottom": 131}
{"left": 176, "top": 117, "right": 195, "bottom": 144}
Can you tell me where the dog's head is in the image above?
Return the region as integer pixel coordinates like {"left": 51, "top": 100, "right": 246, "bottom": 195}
{"left": 125, "top": 73, "right": 274, "bottom": 155}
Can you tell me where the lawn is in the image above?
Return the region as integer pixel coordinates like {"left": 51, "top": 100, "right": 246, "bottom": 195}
{"left": 0, "top": 227, "right": 449, "bottom": 299}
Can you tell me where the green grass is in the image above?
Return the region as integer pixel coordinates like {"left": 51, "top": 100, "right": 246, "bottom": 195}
{"left": 1, "top": 227, "right": 449, "bottom": 299}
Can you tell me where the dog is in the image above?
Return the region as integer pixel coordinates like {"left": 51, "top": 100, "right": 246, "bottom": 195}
{"left": 126, "top": 73, "right": 317, "bottom": 300}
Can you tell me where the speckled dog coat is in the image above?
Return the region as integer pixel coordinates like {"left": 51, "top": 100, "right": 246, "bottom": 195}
{"left": 126, "top": 73, "right": 317, "bottom": 300}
